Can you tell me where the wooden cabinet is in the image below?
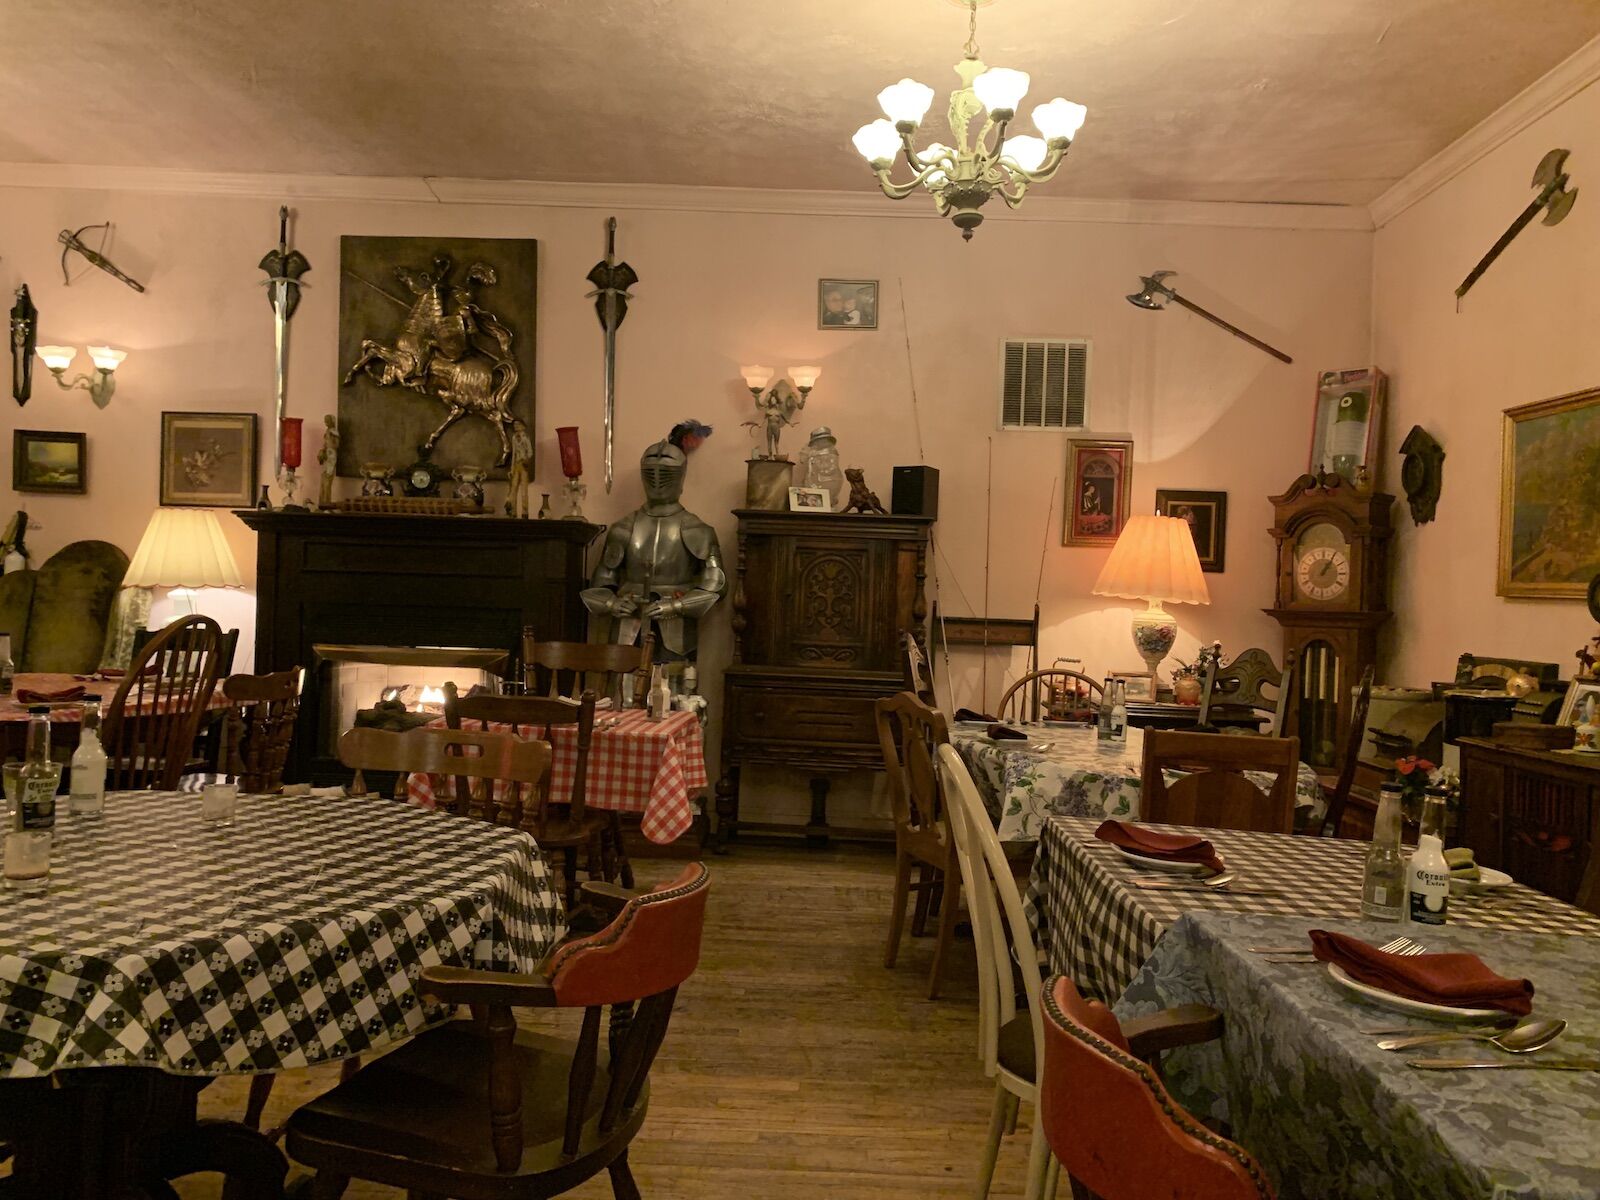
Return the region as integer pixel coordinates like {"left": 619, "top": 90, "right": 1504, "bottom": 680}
{"left": 1458, "top": 738, "right": 1600, "bottom": 906}
{"left": 715, "top": 509, "right": 933, "bottom": 845}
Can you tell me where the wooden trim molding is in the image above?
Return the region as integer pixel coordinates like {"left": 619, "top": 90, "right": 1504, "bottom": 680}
{"left": 1370, "top": 33, "right": 1600, "bottom": 228}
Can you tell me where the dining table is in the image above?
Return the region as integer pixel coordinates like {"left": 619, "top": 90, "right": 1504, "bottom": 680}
{"left": 952, "top": 721, "right": 1328, "bottom": 841}
{"left": 0, "top": 788, "right": 566, "bottom": 1197}
{"left": 0, "top": 670, "right": 233, "bottom": 762}
{"left": 405, "top": 706, "right": 710, "bottom": 843}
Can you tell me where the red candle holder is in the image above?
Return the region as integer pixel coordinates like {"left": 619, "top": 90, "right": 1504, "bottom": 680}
{"left": 280, "top": 417, "right": 303, "bottom": 470}
{"left": 556, "top": 426, "right": 582, "bottom": 479}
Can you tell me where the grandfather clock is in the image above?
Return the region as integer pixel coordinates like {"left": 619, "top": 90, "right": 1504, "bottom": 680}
{"left": 1266, "top": 476, "right": 1394, "bottom": 768}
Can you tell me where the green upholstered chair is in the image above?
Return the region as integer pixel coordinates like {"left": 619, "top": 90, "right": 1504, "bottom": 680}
{"left": 0, "top": 541, "right": 130, "bottom": 674}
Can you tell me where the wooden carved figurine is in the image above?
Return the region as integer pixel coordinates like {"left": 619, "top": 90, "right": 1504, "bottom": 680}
{"left": 842, "top": 467, "right": 887, "bottom": 514}
{"left": 317, "top": 414, "right": 339, "bottom": 508}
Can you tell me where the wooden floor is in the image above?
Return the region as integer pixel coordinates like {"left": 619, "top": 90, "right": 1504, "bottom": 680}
{"left": 179, "top": 841, "right": 1039, "bottom": 1198}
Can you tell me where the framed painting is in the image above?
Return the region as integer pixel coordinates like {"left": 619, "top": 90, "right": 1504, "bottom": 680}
{"left": 1309, "top": 367, "right": 1386, "bottom": 486}
{"left": 818, "top": 279, "right": 878, "bottom": 330}
{"left": 1156, "top": 489, "right": 1228, "bottom": 573}
{"left": 159, "top": 412, "right": 258, "bottom": 508}
{"left": 1063, "top": 437, "right": 1132, "bottom": 546}
{"left": 12, "top": 430, "right": 86, "bottom": 494}
{"left": 1499, "top": 386, "right": 1600, "bottom": 598}
{"left": 1557, "top": 678, "right": 1600, "bottom": 728}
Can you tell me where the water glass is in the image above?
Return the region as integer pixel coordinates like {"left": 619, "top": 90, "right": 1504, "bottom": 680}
{"left": 201, "top": 782, "right": 239, "bottom": 826}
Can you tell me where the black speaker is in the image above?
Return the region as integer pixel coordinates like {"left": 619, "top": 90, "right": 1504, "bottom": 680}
{"left": 891, "top": 466, "right": 939, "bottom": 519}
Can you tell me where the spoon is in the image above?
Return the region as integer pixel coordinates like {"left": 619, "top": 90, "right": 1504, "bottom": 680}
{"left": 1133, "top": 871, "right": 1236, "bottom": 889}
{"left": 1377, "top": 1018, "right": 1567, "bottom": 1054}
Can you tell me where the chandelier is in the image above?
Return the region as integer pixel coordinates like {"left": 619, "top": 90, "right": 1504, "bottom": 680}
{"left": 851, "top": 0, "right": 1087, "bottom": 240}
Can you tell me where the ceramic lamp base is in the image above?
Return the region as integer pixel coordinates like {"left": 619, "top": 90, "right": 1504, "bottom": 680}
{"left": 1130, "top": 599, "right": 1179, "bottom": 685}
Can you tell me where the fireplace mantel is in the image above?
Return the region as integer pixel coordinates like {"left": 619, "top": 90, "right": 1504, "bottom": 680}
{"left": 237, "top": 510, "right": 603, "bottom": 781}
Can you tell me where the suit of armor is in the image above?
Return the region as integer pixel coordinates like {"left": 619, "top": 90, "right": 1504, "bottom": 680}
{"left": 581, "top": 437, "right": 725, "bottom": 662}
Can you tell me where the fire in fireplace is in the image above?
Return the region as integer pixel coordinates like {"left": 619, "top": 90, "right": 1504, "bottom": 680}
{"left": 313, "top": 644, "right": 509, "bottom": 753}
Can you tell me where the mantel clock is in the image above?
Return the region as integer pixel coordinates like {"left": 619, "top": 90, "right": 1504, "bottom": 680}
{"left": 1266, "top": 476, "right": 1394, "bottom": 768}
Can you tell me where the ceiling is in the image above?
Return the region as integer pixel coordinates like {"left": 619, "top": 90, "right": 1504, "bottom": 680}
{"left": 3, "top": 0, "right": 1598, "bottom": 206}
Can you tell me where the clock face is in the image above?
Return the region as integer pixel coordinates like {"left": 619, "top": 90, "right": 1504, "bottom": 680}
{"left": 411, "top": 468, "right": 432, "bottom": 489}
{"left": 1294, "top": 522, "right": 1351, "bottom": 603}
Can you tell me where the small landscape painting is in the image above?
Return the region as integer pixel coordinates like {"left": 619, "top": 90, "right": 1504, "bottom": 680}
{"left": 12, "top": 430, "right": 86, "bottom": 494}
{"left": 1499, "top": 386, "right": 1600, "bottom": 598}
{"left": 160, "top": 411, "right": 258, "bottom": 508}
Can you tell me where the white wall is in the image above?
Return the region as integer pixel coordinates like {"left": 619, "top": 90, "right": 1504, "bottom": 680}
{"left": 1373, "top": 80, "right": 1600, "bottom": 687}
{"left": 1, "top": 181, "right": 1371, "bottom": 820}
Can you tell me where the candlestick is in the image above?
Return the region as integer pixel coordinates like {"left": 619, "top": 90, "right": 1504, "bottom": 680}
{"left": 556, "top": 426, "right": 583, "bottom": 479}
{"left": 280, "top": 417, "right": 303, "bottom": 470}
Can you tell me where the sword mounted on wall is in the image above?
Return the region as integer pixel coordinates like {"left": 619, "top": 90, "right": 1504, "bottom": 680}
{"left": 586, "top": 217, "right": 638, "bottom": 493}
{"left": 258, "top": 206, "right": 312, "bottom": 476}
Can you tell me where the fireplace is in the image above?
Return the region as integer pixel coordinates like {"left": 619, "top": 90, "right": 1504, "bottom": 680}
{"left": 315, "top": 643, "right": 509, "bottom": 757}
{"left": 240, "top": 510, "right": 602, "bottom": 782}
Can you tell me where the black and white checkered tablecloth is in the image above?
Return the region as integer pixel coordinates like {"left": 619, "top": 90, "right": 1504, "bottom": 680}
{"left": 1026, "top": 815, "right": 1600, "bottom": 1002}
{"left": 0, "top": 790, "right": 565, "bottom": 1078}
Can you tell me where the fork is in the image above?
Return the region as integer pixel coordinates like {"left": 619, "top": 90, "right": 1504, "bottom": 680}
{"left": 1258, "top": 934, "right": 1426, "bottom": 965}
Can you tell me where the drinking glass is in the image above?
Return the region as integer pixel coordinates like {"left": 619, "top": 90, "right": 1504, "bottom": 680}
{"left": 201, "top": 782, "right": 239, "bottom": 826}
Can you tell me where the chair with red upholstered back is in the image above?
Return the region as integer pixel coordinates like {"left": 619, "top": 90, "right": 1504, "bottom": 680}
{"left": 285, "top": 863, "right": 710, "bottom": 1200}
{"left": 1040, "top": 975, "right": 1273, "bottom": 1200}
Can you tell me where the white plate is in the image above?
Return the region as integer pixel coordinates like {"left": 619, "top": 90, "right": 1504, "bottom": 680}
{"left": 1449, "top": 866, "right": 1513, "bottom": 895}
{"left": 1325, "top": 963, "right": 1503, "bottom": 1023}
{"left": 1113, "top": 844, "right": 1217, "bottom": 875}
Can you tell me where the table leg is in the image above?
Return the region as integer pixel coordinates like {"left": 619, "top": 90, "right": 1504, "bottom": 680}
{"left": 806, "top": 776, "right": 830, "bottom": 846}
{"left": 712, "top": 762, "right": 740, "bottom": 853}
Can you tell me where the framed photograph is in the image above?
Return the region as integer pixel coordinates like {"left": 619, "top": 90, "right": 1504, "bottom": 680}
{"left": 1155, "top": 489, "right": 1228, "bottom": 573}
{"left": 1063, "top": 436, "right": 1132, "bottom": 546}
{"left": 1111, "top": 670, "right": 1155, "bottom": 701}
{"left": 1499, "top": 386, "right": 1600, "bottom": 598}
{"left": 788, "top": 486, "right": 832, "bottom": 512}
{"left": 818, "top": 279, "right": 878, "bottom": 330}
{"left": 1557, "top": 678, "right": 1600, "bottom": 727}
{"left": 12, "top": 430, "right": 86, "bottom": 494}
{"left": 159, "top": 412, "right": 259, "bottom": 508}
{"left": 1309, "top": 367, "right": 1386, "bottom": 486}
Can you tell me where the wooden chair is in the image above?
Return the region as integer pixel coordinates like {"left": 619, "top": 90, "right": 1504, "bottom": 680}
{"left": 444, "top": 685, "right": 620, "bottom": 905}
{"left": 522, "top": 627, "right": 654, "bottom": 709}
{"left": 1141, "top": 730, "right": 1301, "bottom": 834}
{"left": 903, "top": 632, "right": 936, "bottom": 706}
{"left": 285, "top": 863, "right": 710, "bottom": 1200}
{"left": 100, "top": 615, "right": 226, "bottom": 791}
{"left": 1039, "top": 975, "right": 1271, "bottom": 1200}
{"left": 877, "top": 693, "right": 961, "bottom": 999}
{"left": 935, "top": 742, "right": 1052, "bottom": 1200}
{"left": 998, "top": 670, "right": 1104, "bottom": 724}
{"left": 339, "top": 725, "right": 554, "bottom": 826}
{"left": 221, "top": 668, "right": 304, "bottom": 793}
{"left": 1198, "top": 646, "right": 1297, "bottom": 736}
{"left": 1318, "top": 664, "right": 1375, "bottom": 838}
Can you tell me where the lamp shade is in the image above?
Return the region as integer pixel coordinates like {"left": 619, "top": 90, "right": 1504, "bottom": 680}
{"left": 1091, "top": 514, "right": 1210, "bottom": 606}
{"left": 123, "top": 509, "right": 244, "bottom": 589}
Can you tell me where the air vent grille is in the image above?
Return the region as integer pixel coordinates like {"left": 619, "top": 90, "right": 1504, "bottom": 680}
{"left": 999, "top": 338, "right": 1089, "bottom": 430}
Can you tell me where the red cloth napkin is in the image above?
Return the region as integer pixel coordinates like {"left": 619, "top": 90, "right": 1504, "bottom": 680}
{"left": 1309, "top": 929, "right": 1534, "bottom": 1016}
{"left": 15, "top": 685, "right": 86, "bottom": 705}
{"left": 1094, "top": 819, "right": 1225, "bottom": 873}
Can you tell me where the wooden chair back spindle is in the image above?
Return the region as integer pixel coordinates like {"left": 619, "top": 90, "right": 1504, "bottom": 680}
{"left": 1141, "top": 729, "right": 1300, "bottom": 834}
{"left": 443, "top": 686, "right": 597, "bottom": 834}
{"left": 521, "top": 627, "right": 653, "bottom": 708}
{"left": 875, "top": 692, "right": 950, "bottom": 837}
{"left": 221, "top": 668, "right": 304, "bottom": 793}
{"left": 100, "top": 615, "right": 225, "bottom": 791}
{"left": 1319, "top": 664, "right": 1375, "bottom": 837}
{"left": 999, "top": 669, "right": 1105, "bottom": 724}
{"left": 903, "top": 632, "right": 937, "bottom": 706}
{"left": 337, "top": 726, "right": 552, "bottom": 827}
{"left": 1198, "top": 646, "right": 1297, "bottom": 735}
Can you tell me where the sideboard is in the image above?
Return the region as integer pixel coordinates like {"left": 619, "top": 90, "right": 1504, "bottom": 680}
{"left": 715, "top": 508, "right": 933, "bottom": 847}
{"left": 1458, "top": 737, "right": 1600, "bottom": 910}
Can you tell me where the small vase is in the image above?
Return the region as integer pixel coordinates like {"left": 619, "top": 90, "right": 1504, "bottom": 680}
{"left": 1173, "top": 674, "right": 1203, "bottom": 706}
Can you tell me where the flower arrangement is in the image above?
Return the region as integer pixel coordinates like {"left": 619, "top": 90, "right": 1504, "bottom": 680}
{"left": 1392, "top": 754, "right": 1436, "bottom": 805}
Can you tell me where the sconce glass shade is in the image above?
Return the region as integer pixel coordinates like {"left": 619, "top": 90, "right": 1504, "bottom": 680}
{"left": 1032, "top": 97, "right": 1088, "bottom": 143}
{"left": 740, "top": 364, "right": 775, "bottom": 390}
{"left": 973, "top": 67, "right": 1030, "bottom": 115}
{"left": 1002, "top": 135, "right": 1049, "bottom": 172}
{"left": 852, "top": 119, "right": 904, "bottom": 165}
{"left": 88, "top": 345, "right": 127, "bottom": 372}
{"left": 788, "top": 365, "right": 821, "bottom": 391}
{"left": 37, "top": 346, "right": 76, "bottom": 371}
{"left": 877, "top": 78, "right": 935, "bottom": 126}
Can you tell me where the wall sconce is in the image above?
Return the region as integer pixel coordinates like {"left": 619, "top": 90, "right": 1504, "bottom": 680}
{"left": 36, "top": 344, "right": 127, "bottom": 408}
{"left": 740, "top": 364, "right": 821, "bottom": 460}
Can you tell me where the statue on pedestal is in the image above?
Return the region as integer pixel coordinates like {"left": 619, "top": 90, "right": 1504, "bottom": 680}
{"left": 581, "top": 421, "right": 721, "bottom": 675}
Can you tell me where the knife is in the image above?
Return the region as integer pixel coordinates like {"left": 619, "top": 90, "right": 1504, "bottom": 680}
{"left": 1407, "top": 1059, "right": 1600, "bottom": 1071}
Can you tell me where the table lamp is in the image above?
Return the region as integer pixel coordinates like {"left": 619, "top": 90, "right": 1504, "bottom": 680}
{"left": 1091, "top": 513, "right": 1210, "bottom": 686}
{"left": 124, "top": 509, "right": 244, "bottom": 618}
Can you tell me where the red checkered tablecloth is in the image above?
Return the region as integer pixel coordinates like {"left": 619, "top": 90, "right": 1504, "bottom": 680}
{"left": 405, "top": 707, "right": 708, "bottom": 844}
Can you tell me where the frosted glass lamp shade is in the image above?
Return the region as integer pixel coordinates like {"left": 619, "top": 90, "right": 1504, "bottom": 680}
{"left": 788, "top": 365, "right": 821, "bottom": 391}
{"left": 1002, "top": 135, "right": 1048, "bottom": 173}
{"left": 852, "top": 119, "right": 903, "bottom": 165}
{"left": 877, "top": 78, "right": 935, "bottom": 126}
{"left": 87, "top": 345, "right": 127, "bottom": 371}
{"left": 124, "top": 509, "right": 244, "bottom": 590}
{"left": 1033, "top": 97, "right": 1088, "bottom": 143}
{"left": 1092, "top": 515, "right": 1210, "bottom": 606}
{"left": 37, "top": 346, "right": 76, "bottom": 371}
{"left": 740, "top": 365, "right": 774, "bottom": 390}
{"left": 973, "top": 67, "right": 1030, "bottom": 115}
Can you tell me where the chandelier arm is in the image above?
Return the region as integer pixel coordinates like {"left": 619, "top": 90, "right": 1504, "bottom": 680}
{"left": 1000, "top": 145, "right": 1070, "bottom": 186}
{"left": 996, "top": 175, "right": 1030, "bottom": 208}
{"left": 873, "top": 167, "right": 941, "bottom": 201}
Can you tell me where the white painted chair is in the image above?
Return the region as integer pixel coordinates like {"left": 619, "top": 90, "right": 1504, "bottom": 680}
{"left": 937, "top": 744, "right": 1059, "bottom": 1200}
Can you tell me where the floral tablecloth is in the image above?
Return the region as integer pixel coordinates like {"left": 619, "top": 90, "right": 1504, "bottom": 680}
{"left": 951, "top": 722, "right": 1326, "bottom": 840}
{"left": 1117, "top": 913, "right": 1600, "bottom": 1200}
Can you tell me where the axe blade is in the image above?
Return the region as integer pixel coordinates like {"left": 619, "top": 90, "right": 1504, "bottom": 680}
{"left": 1543, "top": 185, "right": 1578, "bottom": 226}
{"left": 1532, "top": 148, "right": 1570, "bottom": 189}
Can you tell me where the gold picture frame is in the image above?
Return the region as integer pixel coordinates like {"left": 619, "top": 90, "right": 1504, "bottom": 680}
{"left": 1499, "top": 386, "right": 1600, "bottom": 599}
{"left": 1063, "top": 437, "right": 1132, "bottom": 546}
